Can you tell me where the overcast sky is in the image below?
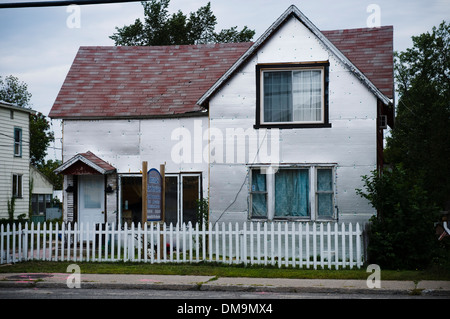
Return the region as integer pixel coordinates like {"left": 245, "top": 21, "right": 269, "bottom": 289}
{"left": 0, "top": 0, "right": 449, "bottom": 159}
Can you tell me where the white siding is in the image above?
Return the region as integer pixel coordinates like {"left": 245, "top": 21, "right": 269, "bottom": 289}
{"left": 208, "top": 17, "right": 377, "bottom": 225}
{"left": 62, "top": 115, "right": 209, "bottom": 208}
{"left": 0, "top": 105, "right": 31, "bottom": 219}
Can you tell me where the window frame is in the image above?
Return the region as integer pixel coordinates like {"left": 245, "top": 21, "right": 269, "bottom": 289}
{"left": 12, "top": 174, "right": 23, "bottom": 198}
{"left": 249, "top": 168, "right": 268, "bottom": 219}
{"left": 248, "top": 165, "right": 337, "bottom": 221}
{"left": 315, "top": 167, "right": 336, "bottom": 221}
{"left": 13, "top": 127, "right": 22, "bottom": 157}
{"left": 255, "top": 62, "right": 331, "bottom": 129}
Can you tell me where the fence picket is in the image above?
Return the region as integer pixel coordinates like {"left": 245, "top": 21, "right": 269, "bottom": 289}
{"left": 0, "top": 221, "right": 364, "bottom": 270}
{"left": 356, "top": 223, "right": 362, "bottom": 268}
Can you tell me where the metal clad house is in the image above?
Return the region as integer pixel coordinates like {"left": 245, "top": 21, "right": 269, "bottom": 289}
{"left": 0, "top": 101, "right": 34, "bottom": 219}
{"left": 49, "top": 5, "right": 393, "bottom": 227}
{"left": 199, "top": 6, "right": 394, "bottom": 225}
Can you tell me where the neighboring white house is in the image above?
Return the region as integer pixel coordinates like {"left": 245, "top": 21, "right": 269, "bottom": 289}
{"left": 30, "top": 165, "right": 54, "bottom": 218}
{"left": 0, "top": 101, "right": 34, "bottom": 219}
{"left": 50, "top": 6, "right": 393, "bottom": 227}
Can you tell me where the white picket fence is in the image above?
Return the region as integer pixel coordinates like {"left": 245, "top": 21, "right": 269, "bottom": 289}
{"left": 0, "top": 221, "right": 363, "bottom": 269}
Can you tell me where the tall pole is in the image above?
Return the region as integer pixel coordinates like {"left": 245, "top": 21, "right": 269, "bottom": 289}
{"left": 142, "top": 161, "right": 148, "bottom": 228}
{"left": 160, "top": 163, "right": 165, "bottom": 224}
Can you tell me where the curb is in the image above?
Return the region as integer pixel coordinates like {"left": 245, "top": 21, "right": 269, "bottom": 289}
{"left": 1, "top": 274, "right": 449, "bottom": 297}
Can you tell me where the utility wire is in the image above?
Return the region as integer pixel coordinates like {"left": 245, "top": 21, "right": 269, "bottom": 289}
{"left": 0, "top": 0, "right": 143, "bottom": 8}
{"left": 212, "top": 129, "right": 269, "bottom": 228}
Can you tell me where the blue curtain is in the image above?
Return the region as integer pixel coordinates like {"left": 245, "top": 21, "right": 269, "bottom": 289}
{"left": 275, "top": 169, "right": 309, "bottom": 217}
{"left": 317, "top": 169, "right": 333, "bottom": 217}
{"left": 251, "top": 170, "right": 267, "bottom": 217}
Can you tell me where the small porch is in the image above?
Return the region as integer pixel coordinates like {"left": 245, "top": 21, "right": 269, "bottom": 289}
{"left": 55, "top": 151, "right": 117, "bottom": 225}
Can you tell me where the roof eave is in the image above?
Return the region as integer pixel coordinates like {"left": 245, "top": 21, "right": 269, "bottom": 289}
{"left": 54, "top": 154, "right": 115, "bottom": 175}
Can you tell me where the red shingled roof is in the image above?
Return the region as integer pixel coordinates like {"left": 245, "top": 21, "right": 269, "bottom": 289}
{"left": 55, "top": 151, "right": 116, "bottom": 175}
{"left": 49, "top": 27, "right": 393, "bottom": 119}
{"left": 322, "top": 26, "right": 393, "bottom": 99}
{"left": 49, "top": 43, "right": 253, "bottom": 119}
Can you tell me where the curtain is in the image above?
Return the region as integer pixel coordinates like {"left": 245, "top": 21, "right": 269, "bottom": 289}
{"left": 317, "top": 169, "right": 333, "bottom": 217}
{"left": 263, "top": 71, "right": 292, "bottom": 122}
{"left": 292, "top": 70, "right": 322, "bottom": 122}
{"left": 251, "top": 170, "right": 267, "bottom": 217}
{"left": 275, "top": 169, "right": 309, "bottom": 217}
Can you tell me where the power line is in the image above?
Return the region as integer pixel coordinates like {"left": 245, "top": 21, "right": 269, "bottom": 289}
{"left": 0, "top": 0, "right": 142, "bottom": 9}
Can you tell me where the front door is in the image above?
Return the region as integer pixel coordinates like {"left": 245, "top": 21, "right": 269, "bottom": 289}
{"left": 78, "top": 175, "right": 105, "bottom": 225}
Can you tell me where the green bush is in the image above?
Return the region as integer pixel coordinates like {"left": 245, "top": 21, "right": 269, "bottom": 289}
{"left": 357, "top": 165, "right": 440, "bottom": 269}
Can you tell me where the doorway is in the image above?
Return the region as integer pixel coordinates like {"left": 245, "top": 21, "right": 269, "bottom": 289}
{"left": 78, "top": 175, "right": 105, "bottom": 225}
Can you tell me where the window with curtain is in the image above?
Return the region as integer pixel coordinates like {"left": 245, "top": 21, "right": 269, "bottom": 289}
{"left": 256, "top": 63, "right": 330, "bottom": 129}
{"left": 250, "top": 169, "right": 267, "bottom": 218}
{"left": 316, "top": 168, "right": 334, "bottom": 218}
{"left": 274, "top": 169, "right": 309, "bottom": 218}
{"left": 263, "top": 69, "right": 323, "bottom": 123}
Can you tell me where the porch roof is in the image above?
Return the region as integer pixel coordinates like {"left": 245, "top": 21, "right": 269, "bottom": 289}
{"left": 55, "top": 151, "right": 116, "bottom": 175}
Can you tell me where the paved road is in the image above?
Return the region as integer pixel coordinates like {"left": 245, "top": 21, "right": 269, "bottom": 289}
{"left": 0, "top": 287, "right": 445, "bottom": 299}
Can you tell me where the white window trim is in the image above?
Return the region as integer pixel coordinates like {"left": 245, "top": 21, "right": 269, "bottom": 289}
{"left": 248, "top": 164, "right": 337, "bottom": 221}
{"left": 260, "top": 67, "right": 325, "bottom": 125}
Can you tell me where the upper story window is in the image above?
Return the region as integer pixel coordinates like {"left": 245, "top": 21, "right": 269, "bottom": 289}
{"left": 255, "top": 62, "right": 331, "bottom": 129}
{"left": 14, "top": 127, "right": 22, "bottom": 157}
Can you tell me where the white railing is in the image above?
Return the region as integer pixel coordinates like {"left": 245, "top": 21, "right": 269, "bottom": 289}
{"left": 0, "top": 221, "right": 363, "bottom": 269}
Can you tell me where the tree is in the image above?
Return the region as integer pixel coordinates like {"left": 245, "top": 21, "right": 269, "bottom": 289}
{"left": 386, "top": 21, "right": 450, "bottom": 209}
{"left": 37, "top": 159, "right": 63, "bottom": 190}
{"left": 110, "top": 0, "right": 255, "bottom": 46}
{"left": 0, "top": 75, "right": 55, "bottom": 167}
{"left": 29, "top": 112, "right": 54, "bottom": 166}
{"left": 357, "top": 22, "right": 450, "bottom": 270}
{"left": 357, "top": 166, "right": 439, "bottom": 269}
{"left": 0, "top": 75, "right": 32, "bottom": 107}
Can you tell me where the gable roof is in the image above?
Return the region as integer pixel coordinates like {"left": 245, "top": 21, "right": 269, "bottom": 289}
{"left": 197, "top": 5, "right": 393, "bottom": 107}
{"left": 49, "top": 6, "right": 393, "bottom": 120}
{"left": 322, "top": 27, "right": 393, "bottom": 99}
{"left": 49, "top": 43, "right": 252, "bottom": 119}
{"left": 55, "top": 151, "right": 116, "bottom": 175}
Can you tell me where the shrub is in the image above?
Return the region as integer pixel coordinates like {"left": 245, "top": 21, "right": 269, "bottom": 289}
{"left": 357, "top": 165, "right": 440, "bottom": 269}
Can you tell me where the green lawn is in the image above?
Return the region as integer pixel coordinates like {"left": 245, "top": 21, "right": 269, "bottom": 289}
{"left": 1, "top": 261, "right": 449, "bottom": 281}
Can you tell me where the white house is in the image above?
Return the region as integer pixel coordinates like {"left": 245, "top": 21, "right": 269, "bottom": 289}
{"left": 0, "top": 101, "right": 35, "bottom": 219}
{"left": 50, "top": 6, "right": 393, "bottom": 227}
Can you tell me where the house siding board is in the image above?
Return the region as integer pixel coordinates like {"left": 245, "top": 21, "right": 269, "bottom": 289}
{"left": 0, "top": 105, "right": 31, "bottom": 219}
{"left": 208, "top": 17, "right": 377, "bottom": 225}
{"left": 62, "top": 116, "right": 209, "bottom": 222}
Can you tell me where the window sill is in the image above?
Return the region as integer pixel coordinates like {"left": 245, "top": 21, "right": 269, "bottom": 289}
{"left": 254, "top": 123, "right": 332, "bottom": 129}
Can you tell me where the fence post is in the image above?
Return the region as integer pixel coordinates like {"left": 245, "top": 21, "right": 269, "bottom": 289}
{"left": 1, "top": 224, "right": 4, "bottom": 264}
{"left": 349, "top": 223, "right": 354, "bottom": 269}
{"left": 356, "top": 223, "right": 361, "bottom": 269}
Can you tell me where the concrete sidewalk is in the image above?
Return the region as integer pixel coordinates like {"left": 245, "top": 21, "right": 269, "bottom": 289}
{"left": 1, "top": 273, "right": 449, "bottom": 296}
